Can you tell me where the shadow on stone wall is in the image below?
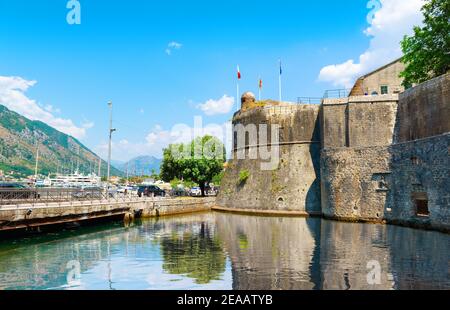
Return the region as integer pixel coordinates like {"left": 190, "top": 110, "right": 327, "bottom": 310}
{"left": 305, "top": 116, "right": 322, "bottom": 213}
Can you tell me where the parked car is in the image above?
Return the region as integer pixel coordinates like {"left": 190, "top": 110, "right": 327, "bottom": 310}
{"left": 189, "top": 187, "right": 202, "bottom": 197}
{"left": 137, "top": 185, "right": 166, "bottom": 197}
{"left": 169, "top": 187, "right": 189, "bottom": 197}
{"left": 0, "top": 183, "right": 39, "bottom": 199}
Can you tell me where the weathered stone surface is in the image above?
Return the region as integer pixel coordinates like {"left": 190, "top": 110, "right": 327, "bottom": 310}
{"left": 321, "top": 95, "right": 398, "bottom": 149}
{"left": 321, "top": 74, "right": 449, "bottom": 232}
{"left": 397, "top": 73, "right": 450, "bottom": 142}
{"left": 218, "top": 74, "right": 449, "bottom": 232}
{"left": 217, "top": 103, "right": 321, "bottom": 213}
{"left": 386, "top": 134, "right": 450, "bottom": 231}
{"left": 321, "top": 134, "right": 449, "bottom": 232}
{"left": 218, "top": 143, "right": 321, "bottom": 213}
{"left": 321, "top": 146, "right": 391, "bottom": 221}
{"left": 241, "top": 92, "right": 256, "bottom": 111}
{"left": 349, "top": 58, "right": 405, "bottom": 96}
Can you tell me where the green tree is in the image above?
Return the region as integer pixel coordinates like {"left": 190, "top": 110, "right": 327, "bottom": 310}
{"left": 160, "top": 144, "right": 184, "bottom": 182}
{"left": 160, "top": 135, "right": 225, "bottom": 196}
{"left": 400, "top": 0, "right": 450, "bottom": 87}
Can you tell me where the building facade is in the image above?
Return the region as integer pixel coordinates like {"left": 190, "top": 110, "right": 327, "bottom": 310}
{"left": 349, "top": 58, "right": 405, "bottom": 96}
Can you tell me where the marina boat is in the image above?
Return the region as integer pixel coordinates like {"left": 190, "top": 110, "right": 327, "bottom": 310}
{"left": 45, "top": 171, "right": 101, "bottom": 188}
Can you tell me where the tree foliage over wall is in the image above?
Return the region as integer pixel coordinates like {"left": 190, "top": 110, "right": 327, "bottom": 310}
{"left": 400, "top": 0, "right": 450, "bottom": 87}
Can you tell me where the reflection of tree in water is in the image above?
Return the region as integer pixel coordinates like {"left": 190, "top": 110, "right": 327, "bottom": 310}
{"left": 160, "top": 222, "right": 226, "bottom": 284}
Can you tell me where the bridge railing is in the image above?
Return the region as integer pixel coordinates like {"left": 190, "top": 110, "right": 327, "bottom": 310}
{"left": 0, "top": 188, "right": 136, "bottom": 207}
{"left": 0, "top": 188, "right": 216, "bottom": 208}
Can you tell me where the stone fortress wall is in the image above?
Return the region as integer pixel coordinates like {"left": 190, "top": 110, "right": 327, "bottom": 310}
{"left": 216, "top": 99, "right": 322, "bottom": 215}
{"left": 321, "top": 73, "right": 449, "bottom": 231}
{"left": 216, "top": 73, "right": 449, "bottom": 232}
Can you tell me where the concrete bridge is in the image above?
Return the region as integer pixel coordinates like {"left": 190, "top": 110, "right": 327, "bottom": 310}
{"left": 0, "top": 194, "right": 215, "bottom": 233}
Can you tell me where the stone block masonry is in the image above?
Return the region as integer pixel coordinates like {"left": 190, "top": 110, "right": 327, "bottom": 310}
{"left": 321, "top": 145, "right": 391, "bottom": 222}
{"left": 386, "top": 134, "right": 449, "bottom": 232}
{"left": 217, "top": 101, "right": 322, "bottom": 214}
{"left": 321, "top": 73, "right": 450, "bottom": 232}
{"left": 321, "top": 134, "right": 449, "bottom": 232}
{"left": 217, "top": 72, "right": 449, "bottom": 232}
{"left": 321, "top": 94, "right": 399, "bottom": 149}
{"left": 397, "top": 73, "right": 449, "bottom": 142}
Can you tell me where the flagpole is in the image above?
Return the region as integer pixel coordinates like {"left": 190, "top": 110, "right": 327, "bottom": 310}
{"left": 278, "top": 60, "right": 282, "bottom": 103}
{"left": 237, "top": 81, "right": 240, "bottom": 111}
{"left": 237, "top": 65, "right": 241, "bottom": 111}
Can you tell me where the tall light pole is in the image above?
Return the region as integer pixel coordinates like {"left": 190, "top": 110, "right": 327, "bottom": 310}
{"left": 107, "top": 101, "right": 116, "bottom": 186}
{"left": 34, "top": 144, "right": 40, "bottom": 185}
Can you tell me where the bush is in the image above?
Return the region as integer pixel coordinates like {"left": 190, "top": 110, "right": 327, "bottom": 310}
{"left": 238, "top": 170, "right": 250, "bottom": 184}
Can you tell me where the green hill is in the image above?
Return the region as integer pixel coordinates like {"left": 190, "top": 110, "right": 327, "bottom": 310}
{"left": 0, "top": 104, "right": 122, "bottom": 178}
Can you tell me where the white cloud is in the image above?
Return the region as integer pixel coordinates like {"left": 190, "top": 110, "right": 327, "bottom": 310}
{"left": 43, "top": 104, "right": 61, "bottom": 114}
{"left": 196, "top": 95, "right": 235, "bottom": 116}
{"left": 95, "top": 119, "right": 233, "bottom": 161}
{"left": 0, "top": 76, "right": 90, "bottom": 139}
{"left": 165, "top": 41, "right": 182, "bottom": 55}
{"left": 81, "top": 120, "right": 94, "bottom": 130}
{"left": 318, "top": 0, "right": 425, "bottom": 88}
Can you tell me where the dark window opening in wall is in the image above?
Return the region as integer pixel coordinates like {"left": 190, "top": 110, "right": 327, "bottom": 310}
{"left": 411, "top": 157, "right": 420, "bottom": 165}
{"left": 381, "top": 85, "right": 389, "bottom": 95}
{"left": 372, "top": 173, "right": 390, "bottom": 191}
{"left": 415, "top": 198, "right": 430, "bottom": 217}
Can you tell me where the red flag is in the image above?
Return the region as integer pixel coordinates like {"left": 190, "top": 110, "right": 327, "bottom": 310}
{"left": 237, "top": 65, "right": 241, "bottom": 80}
{"left": 259, "top": 78, "right": 262, "bottom": 89}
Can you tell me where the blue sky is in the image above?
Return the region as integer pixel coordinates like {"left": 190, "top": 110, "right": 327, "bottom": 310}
{"left": 0, "top": 0, "right": 424, "bottom": 161}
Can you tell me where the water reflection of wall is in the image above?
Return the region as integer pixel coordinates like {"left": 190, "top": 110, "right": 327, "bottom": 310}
{"left": 318, "top": 220, "right": 450, "bottom": 290}
{"left": 318, "top": 221, "right": 394, "bottom": 290}
{"left": 215, "top": 213, "right": 321, "bottom": 290}
{"left": 0, "top": 213, "right": 448, "bottom": 290}
{"left": 385, "top": 225, "right": 450, "bottom": 290}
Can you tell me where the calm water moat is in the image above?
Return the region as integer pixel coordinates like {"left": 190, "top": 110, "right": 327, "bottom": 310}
{"left": 0, "top": 212, "right": 448, "bottom": 290}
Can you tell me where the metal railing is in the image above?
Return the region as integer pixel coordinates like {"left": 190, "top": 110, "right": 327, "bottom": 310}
{"left": 295, "top": 90, "right": 350, "bottom": 104}
{"left": 297, "top": 97, "right": 323, "bottom": 104}
{"left": 0, "top": 188, "right": 143, "bottom": 207}
{"left": 0, "top": 188, "right": 218, "bottom": 208}
{"left": 323, "top": 89, "right": 350, "bottom": 99}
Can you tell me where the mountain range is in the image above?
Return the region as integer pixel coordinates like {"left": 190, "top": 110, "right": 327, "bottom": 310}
{"left": 0, "top": 104, "right": 122, "bottom": 178}
{"left": 112, "top": 156, "right": 162, "bottom": 176}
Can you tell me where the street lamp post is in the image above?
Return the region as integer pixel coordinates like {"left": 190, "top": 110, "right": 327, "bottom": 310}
{"left": 107, "top": 101, "right": 116, "bottom": 187}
